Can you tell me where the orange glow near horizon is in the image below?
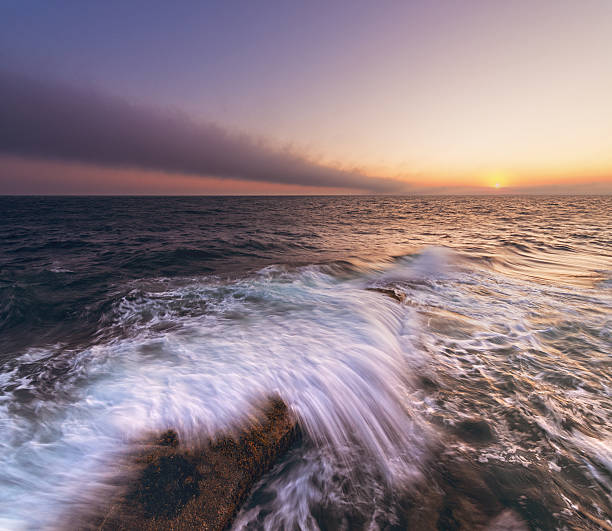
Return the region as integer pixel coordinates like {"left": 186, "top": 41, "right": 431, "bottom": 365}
{"left": 2, "top": 2, "right": 612, "bottom": 194}
{"left": 2, "top": 154, "right": 609, "bottom": 195}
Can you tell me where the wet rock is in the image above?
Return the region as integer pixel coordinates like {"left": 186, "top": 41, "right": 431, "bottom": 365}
{"left": 395, "top": 452, "right": 504, "bottom": 530}
{"left": 395, "top": 444, "right": 577, "bottom": 531}
{"left": 92, "top": 397, "right": 299, "bottom": 530}
{"left": 157, "top": 429, "right": 179, "bottom": 448}
{"left": 420, "top": 374, "right": 439, "bottom": 390}
{"left": 481, "top": 460, "right": 565, "bottom": 530}
{"left": 397, "top": 483, "right": 445, "bottom": 531}
{"left": 366, "top": 287, "right": 406, "bottom": 303}
{"left": 503, "top": 408, "right": 542, "bottom": 441}
{"left": 128, "top": 450, "right": 200, "bottom": 519}
{"left": 437, "top": 495, "right": 492, "bottom": 530}
{"left": 453, "top": 417, "right": 496, "bottom": 444}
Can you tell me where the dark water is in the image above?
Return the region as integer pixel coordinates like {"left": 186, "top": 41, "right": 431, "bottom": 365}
{"left": 0, "top": 196, "right": 610, "bottom": 529}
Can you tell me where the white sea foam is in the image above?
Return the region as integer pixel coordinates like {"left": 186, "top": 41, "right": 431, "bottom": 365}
{"left": 0, "top": 261, "right": 429, "bottom": 528}
{"left": 1, "top": 245, "right": 610, "bottom": 529}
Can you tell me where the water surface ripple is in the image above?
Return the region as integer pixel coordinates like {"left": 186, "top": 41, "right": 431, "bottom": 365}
{"left": 0, "top": 196, "right": 610, "bottom": 529}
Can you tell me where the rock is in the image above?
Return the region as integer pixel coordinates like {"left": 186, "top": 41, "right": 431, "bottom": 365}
{"left": 90, "top": 397, "right": 299, "bottom": 530}
{"left": 453, "top": 417, "right": 496, "bottom": 445}
{"left": 395, "top": 444, "right": 575, "bottom": 531}
{"left": 482, "top": 460, "right": 564, "bottom": 530}
{"left": 366, "top": 287, "right": 406, "bottom": 303}
{"left": 395, "top": 450, "right": 504, "bottom": 530}
{"left": 156, "top": 429, "right": 179, "bottom": 448}
{"left": 129, "top": 449, "right": 200, "bottom": 519}
{"left": 436, "top": 495, "right": 493, "bottom": 530}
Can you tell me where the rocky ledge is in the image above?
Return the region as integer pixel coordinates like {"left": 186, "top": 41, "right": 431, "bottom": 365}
{"left": 86, "top": 397, "right": 298, "bottom": 530}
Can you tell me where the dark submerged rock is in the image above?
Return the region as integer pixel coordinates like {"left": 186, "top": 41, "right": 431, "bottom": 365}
{"left": 395, "top": 451, "right": 563, "bottom": 531}
{"left": 453, "top": 417, "right": 496, "bottom": 444}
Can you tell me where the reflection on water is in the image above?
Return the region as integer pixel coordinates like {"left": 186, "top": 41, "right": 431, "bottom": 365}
{"left": 0, "top": 196, "right": 610, "bottom": 529}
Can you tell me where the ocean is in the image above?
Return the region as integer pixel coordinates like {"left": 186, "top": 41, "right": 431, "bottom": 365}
{"left": 0, "top": 195, "right": 610, "bottom": 529}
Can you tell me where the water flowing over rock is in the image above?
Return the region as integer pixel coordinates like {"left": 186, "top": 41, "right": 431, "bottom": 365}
{"left": 84, "top": 397, "right": 298, "bottom": 530}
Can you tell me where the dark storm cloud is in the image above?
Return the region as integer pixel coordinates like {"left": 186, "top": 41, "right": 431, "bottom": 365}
{"left": 0, "top": 71, "right": 404, "bottom": 192}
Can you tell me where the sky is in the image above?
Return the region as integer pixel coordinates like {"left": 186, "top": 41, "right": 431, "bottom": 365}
{"left": 1, "top": 0, "right": 611, "bottom": 194}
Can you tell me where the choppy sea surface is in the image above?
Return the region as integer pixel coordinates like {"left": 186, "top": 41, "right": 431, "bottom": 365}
{"left": 0, "top": 196, "right": 610, "bottom": 530}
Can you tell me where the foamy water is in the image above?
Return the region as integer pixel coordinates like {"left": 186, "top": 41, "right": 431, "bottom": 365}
{"left": 0, "top": 258, "right": 431, "bottom": 528}
{"left": 0, "top": 196, "right": 610, "bottom": 529}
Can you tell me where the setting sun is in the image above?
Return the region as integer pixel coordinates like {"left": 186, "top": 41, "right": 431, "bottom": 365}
{"left": 482, "top": 170, "right": 511, "bottom": 190}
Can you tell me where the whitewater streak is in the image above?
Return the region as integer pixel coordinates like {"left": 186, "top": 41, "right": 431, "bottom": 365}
{"left": 0, "top": 254, "right": 439, "bottom": 529}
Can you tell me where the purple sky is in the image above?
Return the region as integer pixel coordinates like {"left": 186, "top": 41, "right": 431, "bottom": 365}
{"left": 1, "top": 1, "right": 611, "bottom": 194}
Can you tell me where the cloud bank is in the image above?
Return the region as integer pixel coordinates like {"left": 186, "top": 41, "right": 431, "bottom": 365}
{"left": 0, "top": 71, "right": 404, "bottom": 193}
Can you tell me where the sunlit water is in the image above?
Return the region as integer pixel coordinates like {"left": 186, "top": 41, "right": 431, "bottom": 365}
{"left": 0, "top": 196, "right": 610, "bottom": 529}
